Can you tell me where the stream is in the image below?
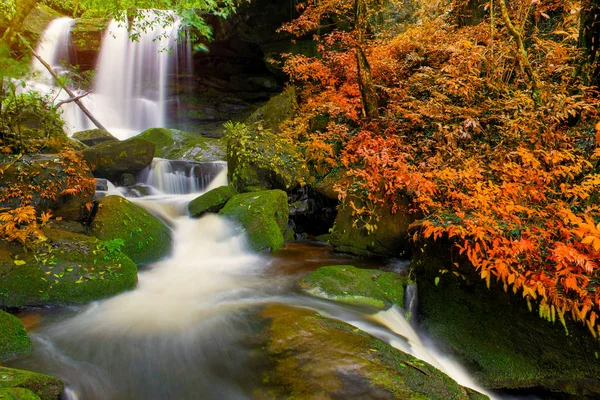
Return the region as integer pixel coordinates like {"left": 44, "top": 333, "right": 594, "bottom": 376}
{"left": 7, "top": 166, "right": 493, "bottom": 400}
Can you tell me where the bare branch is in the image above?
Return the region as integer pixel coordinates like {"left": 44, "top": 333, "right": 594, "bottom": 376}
{"left": 53, "top": 91, "right": 92, "bottom": 109}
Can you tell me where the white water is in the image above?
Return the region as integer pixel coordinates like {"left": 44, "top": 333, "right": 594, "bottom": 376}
{"left": 31, "top": 12, "right": 190, "bottom": 139}
{"left": 139, "top": 159, "right": 228, "bottom": 195}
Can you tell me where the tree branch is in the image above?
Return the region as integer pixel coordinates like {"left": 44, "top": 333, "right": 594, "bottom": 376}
{"left": 53, "top": 91, "right": 92, "bottom": 109}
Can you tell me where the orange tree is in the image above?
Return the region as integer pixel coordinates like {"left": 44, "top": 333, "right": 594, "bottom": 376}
{"left": 283, "top": 0, "right": 600, "bottom": 336}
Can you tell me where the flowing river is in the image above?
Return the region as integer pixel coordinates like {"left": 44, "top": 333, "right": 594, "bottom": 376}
{"left": 7, "top": 165, "right": 494, "bottom": 400}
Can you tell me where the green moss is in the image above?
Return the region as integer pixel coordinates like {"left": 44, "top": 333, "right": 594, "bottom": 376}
{"left": 82, "top": 138, "right": 155, "bottom": 180}
{"left": 257, "top": 305, "right": 487, "bottom": 400}
{"left": 89, "top": 196, "right": 172, "bottom": 265}
{"left": 0, "top": 311, "right": 32, "bottom": 362}
{"left": 135, "top": 128, "right": 225, "bottom": 162}
{"left": 72, "top": 129, "right": 117, "bottom": 146}
{"left": 413, "top": 240, "right": 600, "bottom": 395}
{"left": 188, "top": 185, "right": 237, "bottom": 218}
{"left": 218, "top": 190, "right": 289, "bottom": 252}
{"left": 299, "top": 265, "right": 407, "bottom": 310}
{"left": 0, "top": 388, "right": 42, "bottom": 400}
{"left": 0, "top": 229, "right": 137, "bottom": 308}
{"left": 0, "top": 367, "right": 62, "bottom": 400}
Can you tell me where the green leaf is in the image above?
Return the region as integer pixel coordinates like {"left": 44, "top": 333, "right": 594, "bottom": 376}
{"left": 434, "top": 276, "right": 440, "bottom": 286}
{"left": 13, "top": 260, "right": 26, "bottom": 266}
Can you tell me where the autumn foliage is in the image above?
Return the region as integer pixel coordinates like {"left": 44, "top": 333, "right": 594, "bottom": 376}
{"left": 283, "top": 1, "right": 600, "bottom": 336}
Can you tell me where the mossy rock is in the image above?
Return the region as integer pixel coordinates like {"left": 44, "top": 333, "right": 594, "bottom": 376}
{"left": 188, "top": 185, "right": 237, "bottom": 218}
{"left": 329, "top": 197, "right": 415, "bottom": 258}
{"left": 299, "top": 265, "right": 407, "bottom": 310}
{"left": 72, "top": 129, "right": 118, "bottom": 146}
{"left": 218, "top": 190, "right": 288, "bottom": 252}
{"left": 0, "top": 311, "right": 32, "bottom": 362}
{"left": 134, "top": 128, "right": 225, "bottom": 162}
{"left": 14, "top": 5, "right": 61, "bottom": 44}
{"left": 82, "top": 137, "right": 155, "bottom": 181}
{"left": 0, "top": 154, "right": 95, "bottom": 221}
{"left": 70, "top": 18, "right": 108, "bottom": 70}
{"left": 0, "top": 229, "right": 137, "bottom": 308}
{"left": 0, "top": 367, "right": 62, "bottom": 400}
{"left": 0, "top": 388, "right": 41, "bottom": 400}
{"left": 89, "top": 196, "right": 172, "bottom": 265}
{"left": 413, "top": 238, "right": 600, "bottom": 397}
{"left": 256, "top": 305, "right": 488, "bottom": 400}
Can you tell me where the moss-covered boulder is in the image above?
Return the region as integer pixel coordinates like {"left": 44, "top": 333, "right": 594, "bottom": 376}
{"left": 134, "top": 128, "right": 225, "bottom": 162}
{"left": 300, "top": 265, "right": 407, "bottom": 310}
{"left": 0, "top": 311, "right": 32, "bottom": 362}
{"left": 413, "top": 239, "right": 600, "bottom": 397}
{"left": 0, "top": 388, "right": 42, "bottom": 400}
{"left": 89, "top": 196, "right": 172, "bottom": 265}
{"left": 0, "top": 154, "right": 95, "bottom": 221}
{"left": 226, "top": 88, "right": 309, "bottom": 192}
{"left": 0, "top": 229, "right": 137, "bottom": 308}
{"left": 256, "top": 305, "right": 487, "bottom": 400}
{"left": 188, "top": 185, "right": 237, "bottom": 217}
{"left": 218, "top": 190, "right": 288, "bottom": 252}
{"left": 0, "top": 367, "right": 63, "bottom": 400}
{"left": 72, "top": 129, "right": 118, "bottom": 147}
{"left": 329, "top": 198, "right": 415, "bottom": 258}
{"left": 82, "top": 137, "right": 155, "bottom": 181}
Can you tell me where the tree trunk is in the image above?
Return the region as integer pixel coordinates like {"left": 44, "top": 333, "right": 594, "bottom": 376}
{"left": 354, "top": 0, "right": 379, "bottom": 121}
{"left": 2, "top": 0, "right": 38, "bottom": 45}
{"left": 580, "top": 0, "right": 600, "bottom": 87}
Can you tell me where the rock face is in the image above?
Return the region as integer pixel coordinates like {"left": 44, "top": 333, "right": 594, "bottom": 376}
{"left": 413, "top": 239, "right": 600, "bottom": 398}
{"left": 134, "top": 128, "right": 225, "bottom": 162}
{"left": 328, "top": 198, "right": 415, "bottom": 258}
{"left": 82, "top": 137, "right": 155, "bottom": 181}
{"left": 0, "top": 229, "right": 137, "bottom": 308}
{"left": 218, "top": 190, "right": 288, "bottom": 252}
{"left": 300, "top": 265, "right": 407, "bottom": 310}
{"left": 89, "top": 196, "right": 172, "bottom": 265}
{"left": 0, "top": 154, "right": 95, "bottom": 221}
{"left": 0, "top": 311, "right": 32, "bottom": 362}
{"left": 0, "top": 367, "right": 63, "bottom": 400}
{"left": 72, "top": 129, "right": 118, "bottom": 146}
{"left": 256, "top": 305, "right": 488, "bottom": 400}
{"left": 188, "top": 185, "right": 237, "bottom": 218}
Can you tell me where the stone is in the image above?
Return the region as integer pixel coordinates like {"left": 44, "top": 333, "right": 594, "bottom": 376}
{"left": 188, "top": 185, "right": 237, "bottom": 218}
{"left": 134, "top": 128, "right": 225, "bottom": 162}
{"left": 82, "top": 137, "right": 155, "bottom": 181}
{"left": 0, "top": 367, "right": 63, "bottom": 400}
{"left": 72, "top": 129, "right": 118, "bottom": 147}
{"left": 0, "top": 311, "right": 32, "bottom": 362}
{"left": 218, "top": 190, "right": 289, "bottom": 252}
{"left": 89, "top": 196, "right": 172, "bottom": 265}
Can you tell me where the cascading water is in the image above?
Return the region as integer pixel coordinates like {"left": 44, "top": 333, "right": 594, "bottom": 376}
{"left": 139, "top": 159, "right": 228, "bottom": 195}
{"left": 31, "top": 12, "right": 191, "bottom": 139}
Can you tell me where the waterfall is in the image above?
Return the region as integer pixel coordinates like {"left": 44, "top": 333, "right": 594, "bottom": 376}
{"left": 139, "top": 159, "right": 227, "bottom": 195}
{"left": 31, "top": 12, "right": 192, "bottom": 140}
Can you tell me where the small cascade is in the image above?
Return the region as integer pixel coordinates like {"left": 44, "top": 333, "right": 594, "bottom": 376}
{"left": 139, "top": 159, "right": 227, "bottom": 194}
{"left": 31, "top": 17, "right": 74, "bottom": 84}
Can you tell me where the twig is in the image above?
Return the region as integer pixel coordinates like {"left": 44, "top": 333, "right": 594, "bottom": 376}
{"left": 53, "top": 91, "right": 92, "bottom": 109}
{"left": 403, "top": 360, "right": 431, "bottom": 377}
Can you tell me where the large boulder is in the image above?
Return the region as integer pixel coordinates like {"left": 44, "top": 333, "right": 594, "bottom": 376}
{"left": 82, "top": 137, "right": 155, "bottom": 181}
{"left": 134, "top": 128, "right": 225, "bottom": 162}
{"left": 72, "top": 129, "right": 118, "bottom": 146}
{"left": 0, "top": 311, "right": 32, "bottom": 362}
{"left": 0, "top": 367, "right": 63, "bottom": 400}
{"left": 226, "top": 88, "right": 309, "bottom": 192}
{"left": 413, "top": 238, "right": 600, "bottom": 397}
{"left": 89, "top": 196, "right": 172, "bottom": 265}
{"left": 256, "top": 305, "right": 487, "bottom": 400}
{"left": 0, "top": 229, "right": 137, "bottom": 308}
{"left": 218, "top": 190, "right": 288, "bottom": 252}
{"left": 188, "top": 185, "right": 237, "bottom": 218}
{"left": 329, "top": 198, "right": 415, "bottom": 258}
{"left": 0, "top": 154, "right": 95, "bottom": 221}
{"left": 300, "top": 265, "right": 407, "bottom": 310}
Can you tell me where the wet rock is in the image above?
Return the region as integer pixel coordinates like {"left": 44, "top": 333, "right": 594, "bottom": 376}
{"left": 0, "top": 310, "right": 32, "bottom": 362}
{"left": 219, "top": 190, "right": 288, "bottom": 252}
{"left": 95, "top": 178, "right": 108, "bottom": 192}
{"left": 119, "top": 173, "right": 136, "bottom": 187}
{"left": 70, "top": 18, "right": 108, "bottom": 71}
{"left": 0, "top": 154, "right": 95, "bottom": 221}
{"left": 300, "top": 265, "right": 408, "bottom": 310}
{"left": 255, "top": 305, "right": 488, "bottom": 400}
{"left": 134, "top": 128, "right": 225, "bottom": 162}
{"left": 82, "top": 137, "right": 155, "bottom": 181}
{"left": 413, "top": 238, "right": 600, "bottom": 397}
{"left": 0, "top": 367, "right": 63, "bottom": 400}
{"left": 0, "top": 229, "right": 137, "bottom": 308}
{"left": 89, "top": 196, "right": 171, "bottom": 265}
{"left": 188, "top": 185, "right": 237, "bottom": 218}
{"left": 289, "top": 199, "right": 310, "bottom": 216}
{"left": 72, "top": 129, "right": 118, "bottom": 147}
